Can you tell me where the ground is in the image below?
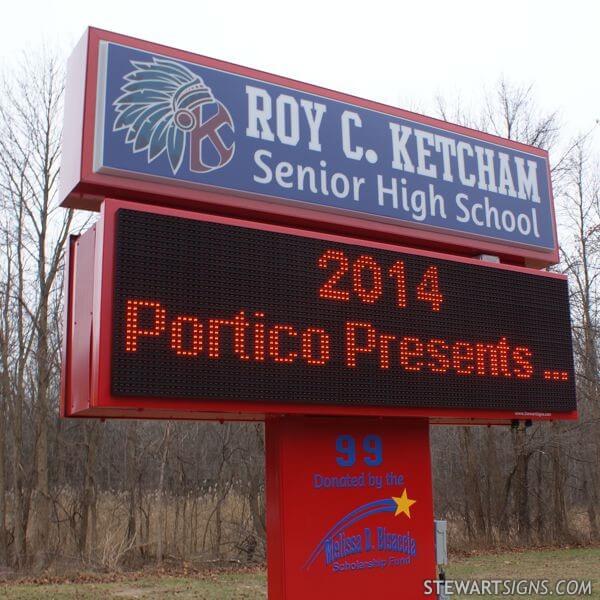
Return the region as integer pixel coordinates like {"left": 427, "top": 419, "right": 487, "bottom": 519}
{"left": 0, "top": 547, "right": 598, "bottom": 599}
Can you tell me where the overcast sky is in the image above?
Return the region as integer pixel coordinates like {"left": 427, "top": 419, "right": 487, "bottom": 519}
{"left": 2, "top": 0, "right": 599, "bottom": 157}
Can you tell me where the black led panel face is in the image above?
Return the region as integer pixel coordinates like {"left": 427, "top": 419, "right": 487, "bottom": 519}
{"left": 111, "top": 209, "right": 576, "bottom": 413}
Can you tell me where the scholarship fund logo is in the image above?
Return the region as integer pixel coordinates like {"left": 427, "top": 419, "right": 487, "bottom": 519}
{"left": 304, "top": 490, "right": 418, "bottom": 573}
{"left": 113, "top": 56, "right": 235, "bottom": 174}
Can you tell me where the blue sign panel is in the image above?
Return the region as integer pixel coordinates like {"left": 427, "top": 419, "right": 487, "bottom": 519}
{"left": 94, "top": 42, "right": 555, "bottom": 253}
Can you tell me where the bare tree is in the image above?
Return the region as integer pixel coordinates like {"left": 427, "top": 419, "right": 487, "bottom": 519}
{"left": 156, "top": 421, "right": 172, "bottom": 565}
{"left": 0, "top": 49, "right": 74, "bottom": 568}
{"left": 558, "top": 136, "right": 600, "bottom": 540}
{"left": 432, "top": 78, "right": 576, "bottom": 547}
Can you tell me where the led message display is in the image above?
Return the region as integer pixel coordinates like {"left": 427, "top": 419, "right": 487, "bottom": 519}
{"left": 111, "top": 209, "right": 575, "bottom": 413}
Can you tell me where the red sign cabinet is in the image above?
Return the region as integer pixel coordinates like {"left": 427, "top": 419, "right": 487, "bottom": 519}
{"left": 266, "top": 417, "right": 436, "bottom": 599}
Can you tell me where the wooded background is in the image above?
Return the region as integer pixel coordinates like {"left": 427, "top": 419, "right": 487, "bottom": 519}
{"left": 0, "top": 52, "right": 598, "bottom": 572}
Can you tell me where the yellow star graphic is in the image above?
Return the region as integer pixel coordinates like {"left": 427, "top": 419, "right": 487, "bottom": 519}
{"left": 392, "top": 489, "right": 416, "bottom": 518}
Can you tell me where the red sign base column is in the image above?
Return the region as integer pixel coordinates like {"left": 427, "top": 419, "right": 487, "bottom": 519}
{"left": 266, "top": 416, "right": 436, "bottom": 599}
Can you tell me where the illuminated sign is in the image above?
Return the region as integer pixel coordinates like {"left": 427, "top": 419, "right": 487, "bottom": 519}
{"left": 109, "top": 207, "right": 575, "bottom": 413}
{"left": 60, "top": 29, "right": 558, "bottom": 266}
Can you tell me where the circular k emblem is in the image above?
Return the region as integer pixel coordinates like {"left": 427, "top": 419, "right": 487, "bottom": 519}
{"left": 113, "top": 56, "right": 235, "bottom": 175}
{"left": 189, "top": 102, "right": 235, "bottom": 173}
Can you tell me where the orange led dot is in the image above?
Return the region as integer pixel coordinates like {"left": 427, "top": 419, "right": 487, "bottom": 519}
{"left": 452, "top": 341, "right": 475, "bottom": 375}
{"left": 388, "top": 260, "right": 407, "bottom": 309}
{"left": 378, "top": 334, "right": 396, "bottom": 369}
{"left": 416, "top": 265, "right": 443, "bottom": 312}
{"left": 497, "top": 338, "right": 511, "bottom": 377}
{"left": 301, "top": 328, "right": 330, "bottom": 365}
{"left": 543, "top": 369, "right": 568, "bottom": 381}
{"left": 208, "top": 317, "right": 235, "bottom": 358}
{"left": 125, "top": 299, "right": 166, "bottom": 352}
{"left": 399, "top": 336, "right": 424, "bottom": 372}
{"left": 345, "top": 321, "right": 376, "bottom": 368}
{"left": 426, "top": 339, "right": 450, "bottom": 373}
{"left": 513, "top": 346, "right": 533, "bottom": 379}
{"left": 475, "top": 342, "right": 501, "bottom": 376}
{"left": 268, "top": 325, "right": 298, "bottom": 363}
{"left": 352, "top": 255, "right": 383, "bottom": 304}
{"left": 318, "top": 249, "right": 350, "bottom": 302}
{"left": 170, "top": 316, "right": 202, "bottom": 356}
{"left": 253, "top": 312, "right": 266, "bottom": 362}
{"left": 233, "top": 311, "right": 252, "bottom": 360}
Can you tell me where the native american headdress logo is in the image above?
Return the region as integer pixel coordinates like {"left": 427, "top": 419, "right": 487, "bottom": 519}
{"left": 113, "top": 57, "right": 235, "bottom": 174}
